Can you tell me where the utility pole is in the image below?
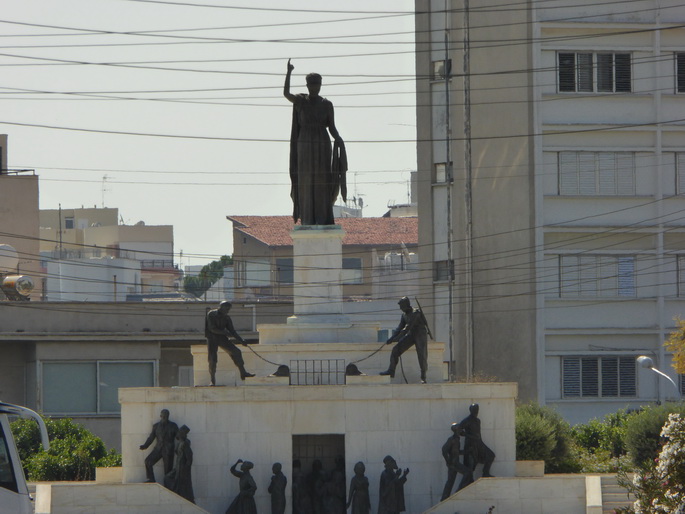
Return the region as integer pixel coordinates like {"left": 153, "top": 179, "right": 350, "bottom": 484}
{"left": 444, "top": 16, "right": 455, "bottom": 380}
{"left": 462, "top": 0, "right": 475, "bottom": 380}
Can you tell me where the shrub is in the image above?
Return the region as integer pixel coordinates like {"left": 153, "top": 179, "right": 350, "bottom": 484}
{"left": 11, "top": 417, "right": 121, "bottom": 481}
{"left": 624, "top": 403, "right": 685, "bottom": 468}
{"left": 515, "top": 402, "right": 579, "bottom": 473}
{"left": 516, "top": 408, "right": 556, "bottom": 461}
{"left": 573, "top": 409, "right": 632, "bottom": 458}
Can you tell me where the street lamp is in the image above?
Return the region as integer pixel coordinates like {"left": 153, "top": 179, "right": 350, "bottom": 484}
{"left": 637, "top": 355, "right": 682, "bottom": 400}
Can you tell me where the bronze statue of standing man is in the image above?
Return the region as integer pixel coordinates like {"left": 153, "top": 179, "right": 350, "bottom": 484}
{"left": 205, "top": 301, "right": 254, "bottom": 384}
{"left": 381, "top": 297, "right": 429, "bottom": 383}
{"left": 139, "top": 408, "right": 179, "bottom": 483}
{"left": 284, "top": 59, "right": 347, "bottom": 226}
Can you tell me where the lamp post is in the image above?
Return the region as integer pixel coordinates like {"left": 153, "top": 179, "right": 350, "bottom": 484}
{"left": 637, "top": 355, "right": 682, "bottom": 400}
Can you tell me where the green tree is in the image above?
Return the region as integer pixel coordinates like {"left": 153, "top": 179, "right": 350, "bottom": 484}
{"left": 183, "top": 255, "right": 233, "bottom": 298}
{"left": 665, "top": 316, "right": 685, "bottom": 375}
{"left": 11, "top": 417, "right": 121, "bottom": 481}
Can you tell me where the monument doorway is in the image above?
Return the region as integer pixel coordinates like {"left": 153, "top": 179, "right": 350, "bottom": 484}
{"left": 292, "top": 434, "right": 346, "bottom": 512}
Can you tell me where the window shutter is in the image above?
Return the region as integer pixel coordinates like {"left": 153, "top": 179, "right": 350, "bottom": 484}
{"left": 598, "top": 152, "right": 616, "bottom": 194}
{"left": 578, "top": 153, "right": 597, "bottom": 195}
{"left": 559, "top": 152, "right": 579, "bottom": 194}
{"left": 560, "top": 255, "right": 579, "bottom": 297}
{"left": 616, "top": 153, "right": 635, "bottom": 195}
{"left": 619, "top": 357, "right": 636, "bottom": 396}
{"left": 615, "top": 54, "right": 632, "bottom": 92}
{"left": 617, "top": 256, "right": 636, "bottom": 296}
{"left": 597, "top": 54, "right": 614, "bottom": 92}
{"left": 598, "top": 256, "right": 616, "bottom": 296}
{"left": 581, "top": 358, "right": 599, "bottom": 396}
{"left": 563, "top": 358, "right": 581, "bottom": 397}
{"left": 579, "top": 256, "right": 598, "bottom": 296}
{"left": 678, "top": 53, "right": 685, "bottom": 93}
{"left": 601, "top": 357, "right": 619, "bottom": 396}
{"left": 577, "top": 53, "right": 593, "bottom": 92}
{"left": 558, "top": 53, "right": 576, "bottom": 92}
{"left": 677, "top": 153, "right": 685, "bottom": 194}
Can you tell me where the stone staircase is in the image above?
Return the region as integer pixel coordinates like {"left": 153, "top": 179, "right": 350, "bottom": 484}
{"left": 600, "top": 475, "right": 634, "bottom": 513}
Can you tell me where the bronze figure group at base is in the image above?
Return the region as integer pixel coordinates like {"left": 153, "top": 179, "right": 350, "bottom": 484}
{"left": 139, "top": 405, "right": 496, "bottom": 512}
{"left": 205, "top": 296, "right": 431, "bottom": 386}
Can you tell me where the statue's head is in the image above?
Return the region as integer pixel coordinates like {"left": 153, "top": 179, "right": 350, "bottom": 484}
{"left": 160, "top": 409, "right": 170, "bottom": 421}
{"left": 306, "top": 73, "right": 322, "bottom": 85}
{"left": 272, "top": 462, "right": 282, "bottom": 474}
{"left": 306, "top": 73, "right": 322, "bottom": 96}
{"left": 398, "top": 296, "right": 411, "bottom": 311}
{"left": 354, "top": 461, "right": 365, "bottom": 474}
{"left": 469, "top": 403, "right": 479, "bottom": 416}
{"left": 178, "top": 425, "right": 190, "bottom": 439}
{"left": 450, "top": 422, "right": 461, "bottom": 434}
{"left": 219, "top": 300, "right": 232, "bottom": 313}
{"left": 241, "top": 460, "right": 254, "bottom": 472}
{"left": 383, "top": 455, "right": 397, "bottom": 469}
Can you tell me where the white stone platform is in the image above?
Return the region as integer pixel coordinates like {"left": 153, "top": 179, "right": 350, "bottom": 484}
{"left": 190, "top": 342, "right": 446, "bottom": 386}
{"left": 120, "top": 382, "right": 517, "bottom": 514}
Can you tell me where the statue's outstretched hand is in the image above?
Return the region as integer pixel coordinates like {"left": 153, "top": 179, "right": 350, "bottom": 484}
{"left": 287, "top": 59, "right": 294, "bottom": 72}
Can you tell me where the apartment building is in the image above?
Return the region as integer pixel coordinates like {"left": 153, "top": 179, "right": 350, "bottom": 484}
{"left": 415, "top": 0, "right": 685, "bottom": 422}
{"left": 40, "top": 207, "right": 180, "bottom": 299}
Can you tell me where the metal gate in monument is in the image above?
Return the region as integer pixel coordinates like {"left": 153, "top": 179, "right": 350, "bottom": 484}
{"left": 289, "top": 359, "right": 346, "bottom": 385}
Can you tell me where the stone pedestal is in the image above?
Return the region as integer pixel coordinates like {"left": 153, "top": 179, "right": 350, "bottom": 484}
{"left": 258, "top": 224, "right": 381, "bottom": 345}
{"left": 290, "top": 224, "right": 345, "bottom": 321}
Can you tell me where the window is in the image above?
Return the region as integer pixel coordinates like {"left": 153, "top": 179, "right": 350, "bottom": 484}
{"left": 558, "top": 152, "right": 635, "bottom": 196}
{"left": 677, "top": 53, "right": 685, "bottom": 93}
{"left": 434, "top": 260, "right": 454, "bottom": 282}
{"left": 677, "top": 153, "right": 685, "bottom": 195}
{"left": 558, "top": 52, "right": 631, "bottom": 93}
{"left": 276, "top": 258, "right": 293, "bottom": 284}
{"left": 677, "top": 256, "right": 685, "bottom": 297}
{"left": 563, "top": 356, "right": 636, "bottom": 398}
{"left": 559, "top": 255, "right": 636, "bottom": 297}
{"left": 64, "top": 217, "right": 75, "bottom": 229}
{"left": 42, "top": 361, "right": 155, "bottom": 414}
{"left": 433, "top": 162, "right": 452, "bottom": 184}
{"left": 342, "top": 258, "right": 363, "bottom": 284}
{"left": 431, "top": 59, "right": 451, "bottom": 80}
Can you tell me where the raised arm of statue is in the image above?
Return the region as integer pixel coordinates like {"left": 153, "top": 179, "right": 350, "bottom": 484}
{"left": 284, "top": 59, "right": 297, "bottom": 103}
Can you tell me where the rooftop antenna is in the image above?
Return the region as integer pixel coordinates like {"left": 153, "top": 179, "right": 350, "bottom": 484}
{"left": 101, "top": 174, "right": 109, "bottom": 208}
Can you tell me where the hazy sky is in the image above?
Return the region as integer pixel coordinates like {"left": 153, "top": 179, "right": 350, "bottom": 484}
{"left": 1, "top": 0, "right": 417, "bottom": 266}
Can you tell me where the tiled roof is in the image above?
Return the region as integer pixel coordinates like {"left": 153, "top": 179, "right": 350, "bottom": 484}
{"left": 227, "top": 215, "right": 418, "bottom": 248}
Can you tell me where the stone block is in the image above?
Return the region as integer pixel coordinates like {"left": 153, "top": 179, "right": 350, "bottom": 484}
{"left": 343, "top": 384, "right": 393, "bottom": 400}
{"left": 242, "top": 375, "right": 289, "bottom": 386}
{"left": 96, "top": 466, "right": 123, "bottom": 484}
{"left": 125, "top": 484, "right": 161, "bottom": 506}
{"left": 519, "top": 477, "right": 564, "bottom": 499}
{"left": 72, "top": 484, "right": 118, "bottom": 506}
{"left": 515, "top": 460, "right": 545, "bottom": 477}
{"left": 344, "top": 374, "right": 389, "bottom": 385}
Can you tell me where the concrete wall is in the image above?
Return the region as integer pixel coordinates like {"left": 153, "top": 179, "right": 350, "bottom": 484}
{"left": 0, "top": 172, "right": 42, "bottom": 299}
{"left": 120, "top": 383, "right": 517, "bottom": 514}
{"left": 425, "top": 475, "right": 586, "bottom": 514}
{"left": 415, "top": 0, "right": 537, "bottom": 399}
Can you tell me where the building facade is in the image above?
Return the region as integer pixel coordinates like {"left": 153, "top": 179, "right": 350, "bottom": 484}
{"left": 40, "top": 207, "right": 180, "bottom": 299}
{"left": 415, "top": 0, "right": 685, "bottom": 422}
{"left": 228, "top": 215, "right": 420, "bottom": 302}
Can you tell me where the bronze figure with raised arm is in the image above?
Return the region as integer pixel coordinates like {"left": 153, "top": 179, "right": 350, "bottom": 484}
{"left": 284, "top": 59, "right": 347, "bottom": 226}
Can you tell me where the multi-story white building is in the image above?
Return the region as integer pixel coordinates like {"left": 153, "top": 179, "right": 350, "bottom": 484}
{"left": 40, "top": 207, "right": 181, "bottom": 299}
{"left": 415, "top": 0, "right": 685, "bottom": 422}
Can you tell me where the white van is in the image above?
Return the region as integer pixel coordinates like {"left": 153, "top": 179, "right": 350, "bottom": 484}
{"left": 0, "top": 402, "right": 49, "bottom": 514}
